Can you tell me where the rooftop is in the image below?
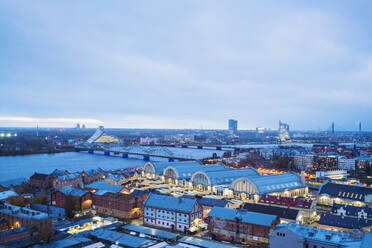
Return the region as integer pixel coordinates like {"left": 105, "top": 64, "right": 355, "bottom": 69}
{"left": 145, "top": 193, "right": 197, "bottom": 212}
{"left": 0, "top": 203, "right": 50, "bottom": 220}
{"left": 208, "top": 206, "right": 278, "bottom": 227}
{"left": 58, "top": 186, "right": 88, "bottom": 197}
{"left": 179, "top": 236, "right": 238, "bottom": 248}
{"left": 0, "top": 190, "right": 18, "bottom": 201}
{"left": 273, "top": 223, "right": 362, "bottom": 247}
{"left": 318, "top": 182, "right": 372, "bottom": 202}
{"left": 89, "top": 228, "right": 155, "bottom": 248}
{"left": 85, "top": 180, "right": 123, "bottom": 193}
{"left": 123, "top": 224, "right": 180, "bottom": 240}
{"left": 319, "top": 213, "right": 372, "bottom": 229}
{"left": 243, "top": 203, "right": 299, "bottom": 220}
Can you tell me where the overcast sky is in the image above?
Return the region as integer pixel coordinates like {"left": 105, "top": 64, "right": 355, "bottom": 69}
{"left": 1, "top": 1, "right": 372, "bottom": 130}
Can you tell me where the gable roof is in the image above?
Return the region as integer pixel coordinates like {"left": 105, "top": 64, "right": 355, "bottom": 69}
{"left": 318, "top": 182, "right": 372, "bottom": 202}
{"left": 144, "top": 193, "right": 197, "bottom": 212}
{"left": 85, "top": 180, "right": 123, "bottom": 193}
{"left": 30, "top": 173, "right": 48, "bottom": 180}
{"left": 331, "top": 203, "right": 372, "bottom": 219}
{"left": 58, "top": 186, "right": 88, "bottom": 197}
{"left": 182, "top": 195, "right": 228, "bottom": 207}
{"left": 208, "top": 206, "right": 278, "bottom": 227}
{"left": 243, "top": 203, "right": 299, "bottom": 220}
{"left": 319, "top": 213, "right": 372, "bottom": 229}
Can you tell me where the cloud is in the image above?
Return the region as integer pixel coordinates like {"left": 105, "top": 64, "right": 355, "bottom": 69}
{"left": 0, "top": 1, "right": 372, "bottom": 130}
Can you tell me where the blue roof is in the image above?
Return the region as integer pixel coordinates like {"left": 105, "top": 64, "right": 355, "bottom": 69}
{"left": 123, "top": 224, "right": 179, "bottom": 239}
{"left": 318, "top": 182, "right": 372, "bottom": 202}
{"left": 131, "top": 189, "right": 147, "bottom": 197}
{"left": 85, "top": 180, "right": 123, "bottom": 193}
{"left": 183, "top": 195, "right": 228, "bottom": 207}
{"left": 58, "top": 172, "right": 81, "bottom": 181}
{"left": 319, "top": 213, "right": 372, "bottom": 229}
{"left": 166, "top": 163, "right": 228, "bottom": 179}
{"left": 208, "top": 206, "right": 278, "bottom": 227}
{"left": 196, "top": 168, "right": 260, "bottom": 186}
{"left": 58, "top": 186, "right": 88, "bottom": 197}
{"left": 34, "top": 237, "right": 92, "bottom": 248}
{"left": 179, "top": 236, "right": 238, "bottom": 248}
{"left": 106, "top": 173, "right": 123, "bottom": 182}
{"left": 246, "top": 172, "right": 304, "bottom": 194}
{"left": 32, "top": 204, "right": 65, "bottom": 218}
{"left": 144, "top": 193, "right": 197, "bottom": 212}
{"left": 90, "top": 228, "right": 153, "bottom": 248}
{"left": 146, "top": 161, "right": 202, "bottom": 174}
{"left": 332, "top": 203, "right": 372, "bottom": 218}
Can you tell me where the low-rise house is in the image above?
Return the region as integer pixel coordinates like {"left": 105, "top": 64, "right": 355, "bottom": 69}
{"left": 0, "top": 203, "right": 53, "bottom": 235}
{"left": 208, "top": 206, "right": 279, "bottom": 246}
{"left": 144, "top": 193, "right": 203, "bottom": 232}
{"left": 269, "top": 222, "right": 363, "bottom": 248}
{"left": 317, "top": 182, "right": 372, "bottom": 207}
{"left": 0, "top": 226, "right": 33, "bottom": 244}
{"left": 183, "top": 195, "right": 228, "bottom": 219}
{"left": 84, "top": 180, "right": 125, "bottom": 194}
{"left": 51, "top": 186, "right": 92, "bottom": 210}
{"left": 29, "top": 173, "right": 49, "bottom": 189}
{"left": 331, "top": 203, "right": 372, "bottom": 219}
{"left": 52, "top": 172, "right": 83, "bottom": 190}
{"left": 243, "top": 203, "right": 303, "bottom": 224}
{"left": 81, "top": 168, "right": 104, "bottom": 185}
{"left": 318, "top": 213, "right": 372, "bottom": 232}
{"left": 92, "top": 191, "right": 145, "bottom": 219}
{"left": 0, "top": 190, "right": 18, "bottom": 202}
{"left": 105, "top": 173, "right": 127, "bottom": 185}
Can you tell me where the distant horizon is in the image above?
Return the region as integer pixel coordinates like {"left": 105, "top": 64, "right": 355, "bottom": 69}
{"left": 2, "top": 1, "right": 372, "bottom": 131}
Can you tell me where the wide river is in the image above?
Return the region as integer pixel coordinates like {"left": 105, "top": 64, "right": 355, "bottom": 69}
{"left": 0, "top": 152, "right": 157, "bottom": 186}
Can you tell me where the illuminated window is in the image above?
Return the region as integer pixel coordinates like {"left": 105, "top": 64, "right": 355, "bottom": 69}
{"left": 338, "top": 192, "right": 341, "bottom": 196}
{"left": 342, "top": 192, "right": 346, "bottom": 197}
{"left": 346, "top": 193, "right": 350, "bottom": 197}
{"left": 350, "top": 193, "right": 354, "bottom": 198}
{"left": 354, "top": 194, "right": 358, "bottom": 199}
{"left": 359, "top": 194, "right": 363, "bottom": 199}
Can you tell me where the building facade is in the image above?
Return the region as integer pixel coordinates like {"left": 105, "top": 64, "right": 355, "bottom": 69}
{"left": 208, "top": 206, "right": 279, "bottom": 246}
{"left": 143, "top": 193, "right": 202, "bottom": 232}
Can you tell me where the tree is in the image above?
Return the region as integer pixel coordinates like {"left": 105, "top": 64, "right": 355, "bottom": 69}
{"left": 34, "top": 191, "right": 48, "bottom": 205}
{"left": 7, "top": 196, "right": 26, "bottom": 207}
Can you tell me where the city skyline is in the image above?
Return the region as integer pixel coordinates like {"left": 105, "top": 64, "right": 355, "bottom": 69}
{"left": 1, "top": 1, "right": 372, "bottom": 130}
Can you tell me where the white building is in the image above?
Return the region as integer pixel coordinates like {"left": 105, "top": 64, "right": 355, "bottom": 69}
{"left": 144, "top": 193, "right": 202, "bottom": 232}
{"left": 294, "top": 154, "right": 315, "bottom": 171}
{"left": 338, "top": 157, "right": 356, "bottom": 171}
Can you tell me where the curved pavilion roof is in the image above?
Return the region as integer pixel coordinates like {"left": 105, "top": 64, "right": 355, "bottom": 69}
{"left": 191, "top": 168, "right": 260, "bottom": 186}
{"left": 163, "top": 163, "right": 228, "bottom": 180}
{"left": 143, "top": 161, "right": 202, "bottom": 175}
{"left": 231, "top": 172, "right": 304, "bottom": 194}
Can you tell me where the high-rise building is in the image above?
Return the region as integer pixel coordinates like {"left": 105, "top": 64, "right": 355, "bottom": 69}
{"left": 76, "top": 123, "right": 80, "bottom": 129}
{"left": 82, "top": 124, "right": 86, "bottom": 129}
{"left": 228, "top": 119, "right": 238, "bottom": 136}
{"left": 278, "top": 121, "right": 291, "bottom": 143}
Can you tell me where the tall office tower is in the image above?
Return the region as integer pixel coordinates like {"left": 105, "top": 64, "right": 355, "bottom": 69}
{"left": 228, "top": 119, "right": 238, "bottom": 136}
{"left": 359, "top": 121, "right": 362, "bottom": 132}
{"left": 331, "top": 121, "right": 335, "bottom": 135}
{"left": 278, "top": 120, "right": 291, "bottom": 143}
{"left": 82, "top": 124, "right": 86, "bottom": 129}
{"left": 76, "top": 123, "right": 80, "bottom": 129}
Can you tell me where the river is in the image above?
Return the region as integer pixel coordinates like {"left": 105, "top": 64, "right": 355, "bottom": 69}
{"left": 0, "top": 152, "right": 154, "bottom": 186}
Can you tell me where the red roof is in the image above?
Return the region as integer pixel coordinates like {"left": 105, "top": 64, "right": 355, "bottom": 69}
{"left": 258, "top": 195, "right": 312, "bottom": 209}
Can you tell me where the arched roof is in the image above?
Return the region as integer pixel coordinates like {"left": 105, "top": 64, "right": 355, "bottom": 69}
{"left": 231, "top": 172, "right": 304, "bottom": 194}
{"left": 163, "top": 163, "right": 228, "bottom": 180}
{"left": 191, "top": 168, "right": 260, "bottom": 186}
{"left": 144, "top": 161, "right": 202, "bottom": 175}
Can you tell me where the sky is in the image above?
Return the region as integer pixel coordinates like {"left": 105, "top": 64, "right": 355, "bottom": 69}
{"left": 1, "top": 1, "right": 372, "bottom": 130}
